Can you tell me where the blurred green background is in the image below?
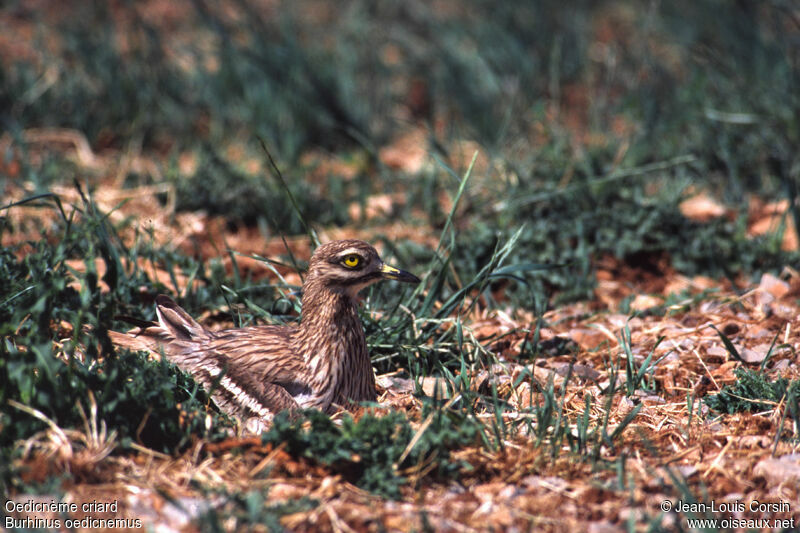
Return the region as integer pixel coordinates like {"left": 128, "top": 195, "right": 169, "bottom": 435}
{"left": 3, "top": 0, "right": 798, "bottom": 302}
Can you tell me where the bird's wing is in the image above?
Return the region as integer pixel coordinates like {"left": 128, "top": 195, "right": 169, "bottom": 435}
{"left": 204, "top": 324, "right": 305, "bottom": 384}
{"left": 188, "top": 351, "right": 301, "bottom": 420}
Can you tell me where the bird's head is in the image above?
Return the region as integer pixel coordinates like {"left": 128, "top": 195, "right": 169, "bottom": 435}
{"left": 307, "top": 239, "right": 420, "bottom": 298}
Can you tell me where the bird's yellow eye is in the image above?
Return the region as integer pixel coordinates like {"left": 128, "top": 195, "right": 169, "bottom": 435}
{"left": 342, "top": 254, "right": 361, "bottom": 268}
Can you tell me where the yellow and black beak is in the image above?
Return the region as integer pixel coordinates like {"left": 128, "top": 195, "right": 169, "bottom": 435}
{"left": 380, "top": 263, "right": 421, "bottom": 284}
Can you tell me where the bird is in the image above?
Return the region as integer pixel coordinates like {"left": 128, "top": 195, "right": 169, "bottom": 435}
{"left": 110, "top": 239, "right": 420, "bottom": 431}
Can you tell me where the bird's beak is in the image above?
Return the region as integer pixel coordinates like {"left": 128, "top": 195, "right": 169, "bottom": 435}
{"left": 380, "top": 263, "right": 421, "bottom": 284}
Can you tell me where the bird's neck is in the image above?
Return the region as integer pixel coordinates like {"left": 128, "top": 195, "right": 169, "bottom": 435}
{"left": 295, "top": 278, "right": 368, "bottom": 378}
{"left": 292, "top": 276, "right": 378, "bottom": 408}
{"left": 298, "top": 282, "right": 362, "bottom": 341}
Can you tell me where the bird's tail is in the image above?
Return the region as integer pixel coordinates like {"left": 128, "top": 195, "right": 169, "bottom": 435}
{"left": 109, "top": 295, "right": 211, "bottom": 355}
{"left": 153, "top": 294, "right": 209, "bottom": 341}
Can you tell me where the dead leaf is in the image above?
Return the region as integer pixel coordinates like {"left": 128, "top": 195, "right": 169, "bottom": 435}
{"left": 420, "top": 376, "right": 452, "bottom": 398}
{"left": 629, "top": 294, "right": 663, "bottom": 312}
{"left": 739, "top": 347, "right": 768, "bottom": 364}
{"left": 348, "top": 193, "right": 404, "bottom": 221}
{"left": 705, "top": 345, "right": 729, "bottom": 360}
{"left": 748, "top": 200, "right": 799, "bottom": 251}
{"left": 758, "top": 272, "right": 790, "bottom": 300}
{"left": 753, "top": 454, "right": 800, "bottom": 487}
{"left": 553, "top": 363, "right": 601, "bottom": 381}
{"left": 588, "top": 521, "right": 626, "bottom": 533}
{"left": 379, "top": 129, "right": 427, "bottom": 173}
{"left": 569, "top": 328, "right": 609, "bottom": 350}
{"left": 679, "top": 193, "right": 727, "bottom": 222}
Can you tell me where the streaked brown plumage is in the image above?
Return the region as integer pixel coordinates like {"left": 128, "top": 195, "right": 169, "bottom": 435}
{"left": 110, "top": 240, "right": 420, "bottom": 430}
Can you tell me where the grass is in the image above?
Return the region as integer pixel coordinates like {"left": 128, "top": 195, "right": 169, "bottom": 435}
{"left": 170, "top": 143, "right": 347, "bottom": 232}
{"left": 197, "top": 488, "right": 317, "bottom": 533}
{"left": 0, "top": 194, "right": 235, "bottom": 483}
{"left": 619, "top": 324, "right": 666, "bottom": 397}
{"left": 705, "top": 368, "right": 800, "bottom": 416}
{"left": 2, "top": 0, "right": 800, "bottom": 529}
{"left": 260, "top": 407, "right": 478, "bottom": 499}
